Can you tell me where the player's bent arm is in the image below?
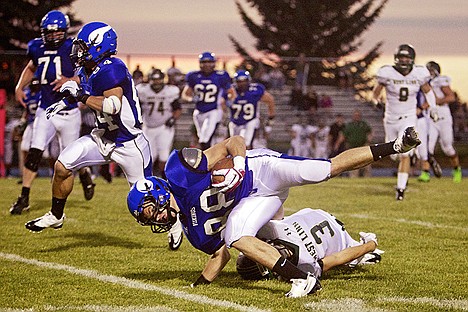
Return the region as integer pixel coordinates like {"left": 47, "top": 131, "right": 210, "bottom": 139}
{"left": 181, "top": 85, "right": 194, "bottom": 102}
{"left": 371, "top": 83, "right": 384, "bottom": 104}
{"left": 261, "top": 91, "right": 276, "bottom": 118}
{"left": 321, "top": 241, "right": 377, "bottom": 272}
{"left": 197, "top": 244, "right": 231, "bottom": 284}
{"left": 15, "top": 60, "right": 37, "bottom": 106}
{"left": 421, "top": 83, "right": 436, "bottom": 107}
{"left": 438, "top": 85, "right": 456, "bottom": 105}
{"left": 84, "top": 87, "right": 123, "bottom": 114}
{"left": 204, "top": 135, "right": 246, "bottom": 170}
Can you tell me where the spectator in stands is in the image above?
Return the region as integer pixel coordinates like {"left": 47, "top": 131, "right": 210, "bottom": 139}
{"left": 294, "top": 53, "right": 307, "bottom": 88}
{"left": 132, "top": 65, "right": 144, "bottom": 85}
{"left": 289, "top": 84, "right": 303, "bottom": 109}
{"left": 302, "top": 88, "right": 318, "bottom": 119}
{"left": 328, "top": 113, "right": 346, "bottom": 158}
{"left": 0, "top": 61, "right": 15, "bottom": 97}
{"left": 254, "top": 63, "right": 271, "bottom": 89}
{"left": 335, "top": 110, "right": 372, "bottom": 177}
{"left": 318, "top": 93, "right": 333, "bottom": 122}
{"left": 268, "top": 66, "right": 285, "bottom": 90}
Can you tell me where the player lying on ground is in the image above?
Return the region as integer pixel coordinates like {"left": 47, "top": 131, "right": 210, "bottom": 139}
{"left": 127, "top": 128, "right": 420, "bottom": 298}
{"left": 236, "top": 208, "right": 383, "bottom": 281}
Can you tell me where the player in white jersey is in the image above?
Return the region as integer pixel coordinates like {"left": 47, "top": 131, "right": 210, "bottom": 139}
{"left": 137, "top": 69, "right": 184, "bottom": 250}
{"left": 289, "top": 115, "right": 315, "bottom": 157}
{"left": 372, "top": 44, "right": 437, "bottom": 200}
{"left": 425, "top": 61, "right": 462, "bottom": 183}
{"left": 311, "top": 119, "right": 330, "bottom": 159}
{"left": 237, "top": 208, "right": 383, "bottom": 280}
{"left": 137, "top": 69, "right": 181, "bottom": 177}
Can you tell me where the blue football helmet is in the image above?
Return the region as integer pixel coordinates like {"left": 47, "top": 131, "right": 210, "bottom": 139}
{"left": 234, "top": 70, "right": 251, "bottom": 82}
{"left": 40, "top": 10, "right": 70, "bottom": 48}
{"left": 71, "top": 22, "right": 117, "bottom": 67}
{"left": 199, "top": 51, "right": 216, "bottom": 74}
{"left": 127, "top": 177, "right": 176, "bottom": 233}
{"left": 426, "top": 61, "right": 441, "bottom": 77}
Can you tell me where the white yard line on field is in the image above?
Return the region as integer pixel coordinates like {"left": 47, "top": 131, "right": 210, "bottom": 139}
{"left": 347, "top": 213, "right": 468, "bottom": 232}
{"left": 0, "top": 306, "right": 177, "bottom": 312}
{"left": 0, "top": 252, "right": 269, "bottom": 312}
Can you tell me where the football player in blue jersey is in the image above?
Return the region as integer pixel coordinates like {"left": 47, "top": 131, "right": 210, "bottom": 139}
{"left": 228, "top": 70, "right": 275, "bottom": 149}
{"left": 182, "top": 52, "right": 236, "bottom": 150}
{"left": 24, "top": 22, "right": 152, "bottom": 233}
{"left": 10, "top": 10, "right": 95, "bottom": 215}
{"left": 128, "top": 126, "right": 421, "bottom": 297}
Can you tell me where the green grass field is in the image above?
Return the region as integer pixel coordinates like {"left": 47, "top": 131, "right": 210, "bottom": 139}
{"left": 1, "top": 176, "right": 467, "bottom": 312}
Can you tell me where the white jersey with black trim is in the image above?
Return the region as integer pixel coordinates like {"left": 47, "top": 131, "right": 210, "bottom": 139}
{"left": 136, "top": 83, "right": 180, "bottom": 128}
{"left": 377, "top": 65, "right": 431, "bottom": 121}
{"left": 430, "top": 75, "right": 452, "bottom": 120}
{"left": 257, "top": 208, "right": 359, "bottom": 277}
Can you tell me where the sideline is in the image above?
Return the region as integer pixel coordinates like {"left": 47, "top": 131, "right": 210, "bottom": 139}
{"left": 0, "top": 252, "right": 269, "bottom": 312}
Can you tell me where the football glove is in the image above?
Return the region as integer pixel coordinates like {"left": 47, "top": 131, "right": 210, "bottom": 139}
{"left": 429, "top": 109, "right": 439, "bottom": 122}
{"left": 165, "top": 117, "right": 176, "bottom": 128}
{"left": 192, "top": 93, "right": 201, "bottom": 103}
{"left": 212, "top": 156, "right": 246, "bottom": 193}
{"left": 46, "top": 99, "right": 71, "bottom": 119}
{"left": 359, "top": 232, "right": 378, "bottom": 246}
{"left": 60, "top": 80, "right": 89, "bottom": 104}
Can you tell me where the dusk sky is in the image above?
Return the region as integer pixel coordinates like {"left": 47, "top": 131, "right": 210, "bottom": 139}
{"left": 72, "top": 0, "right": 468, "bottom": 98}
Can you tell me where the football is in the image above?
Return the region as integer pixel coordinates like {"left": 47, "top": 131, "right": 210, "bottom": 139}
{"left": 211, "top": 157, "right": 234, "bottom": 184}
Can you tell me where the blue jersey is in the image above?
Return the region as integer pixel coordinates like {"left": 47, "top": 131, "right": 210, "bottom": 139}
{"left": 24, "top": 89, "right": 41, "bottom": 124}
{"left": 165, "top": 150, "right": 253, "bottom": 254}
{"left": 27, "top": 38, "right": 75, "bottom": 109}
{"left": 230, "top": 83, "right": 265, "bottom": 125}
{"left": 77, "top": 57, "right": 143, "bottom": 144}
{"left": 416, "top": 89, "right": 426, "bottom": 119}
{"left": 186, "top": 70, "right": 231, "bottom": 113}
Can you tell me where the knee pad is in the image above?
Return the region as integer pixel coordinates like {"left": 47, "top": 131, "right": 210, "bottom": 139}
{"left": 25, "top": 148, "right": 44, "bottom": 172}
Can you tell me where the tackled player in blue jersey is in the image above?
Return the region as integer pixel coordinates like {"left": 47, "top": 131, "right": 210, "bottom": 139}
{"left": 11, "top": 10, "right": 94, "bottom": 215}
{"left": 182, "top": 52, "right": 235, "bottom": 150}
{"left": 25, "top": 22, "right": 152, "bottom": 233}
{"left": 228, "top": 70, "right": 275, "bottom": 148}
{"left": 128, "top": 125, "right": 422, "bottom": 297}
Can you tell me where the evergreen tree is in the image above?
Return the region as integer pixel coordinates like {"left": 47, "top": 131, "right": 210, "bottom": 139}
{"left": 230, "top": 0, "right": 388, "bottom": 93}
{"left": 0, "top": 0, "right": 82, "bottom": 50}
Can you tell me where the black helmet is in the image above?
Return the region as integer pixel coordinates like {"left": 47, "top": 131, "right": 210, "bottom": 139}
{"left": 394, "top": 44, "right": 415, "bottom": 72}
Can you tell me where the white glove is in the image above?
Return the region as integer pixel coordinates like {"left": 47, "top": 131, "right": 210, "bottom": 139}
{"left": 60, "top": 80, "right": 81, "bottom": 97}
{"left": 45, "top": 100, "right": 68, "bottom": 119}
{"left": 212, "top": 156, "right": 246, "bottom": 193}
{"left": 359, "top": 232, "right": 378, "bottom": 246}
{"left": 192, "top": 93, "right": 201, "bottom": 103}
{"left": 429, "top": 109, "right": 439, "bottom": 122}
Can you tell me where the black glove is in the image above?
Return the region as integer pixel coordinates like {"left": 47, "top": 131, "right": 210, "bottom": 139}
{"left": 165, "top": 117, "right": 176, "bottom": 128}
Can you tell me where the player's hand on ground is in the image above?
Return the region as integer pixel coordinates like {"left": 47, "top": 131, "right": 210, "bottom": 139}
{"left": 45, "top": 100, "right": 68, "bottom": 119}
{"left": 359, "top": 232, "right": 378, "bottom": 247}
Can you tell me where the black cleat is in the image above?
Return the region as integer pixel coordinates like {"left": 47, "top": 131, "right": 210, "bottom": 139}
{"left": 10, "top": 196, "right": 30, "bottom": 215}
{"left": 428, "top": 155, "right": 442, "bottom": 178}
{"left": 394, "top": 127, "right": 421, "bottom": 153}
{"left": 79, "top": 168, "right": 96, "bottom": 201}
{"left": 395, "top": 188, "right": 405, "bottom": 201}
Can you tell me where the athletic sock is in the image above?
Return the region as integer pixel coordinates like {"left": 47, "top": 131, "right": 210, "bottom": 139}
{"left": 21, "top": 187, "right": 30, "bottom": 199}
{"left": 370, "top": 142, "right": 398, "bottom": 161}
{"left": 272, "top": 257, "right": 308, "bottom": 281}
{"left": 51, "top": 197, "right": 67, "bottom": 219}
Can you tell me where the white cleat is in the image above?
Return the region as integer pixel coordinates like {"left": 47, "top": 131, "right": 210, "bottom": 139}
{"left": 25, "top": 212, "right": 65, "bottom": 232}
{"left": 285, "top": 273, "right": 321, "bottom": 298}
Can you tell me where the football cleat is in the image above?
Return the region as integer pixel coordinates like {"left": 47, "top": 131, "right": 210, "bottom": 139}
{"left": 79, "top": 168, "right": 96, "bottom": 201}
{"left": 395, "top": 188, "right": 405, "bottom": 201}
{"left": 25, "top": 212, "right": 65, "bottom": 232}
{"left": 452, "top": 167, "right": 462, "bottom": 183}
{"left": 168, "top": 215, "right": 183, "bottom": 250}
{"left": 393, "top": 127, "right": 421, "bottom": 153}
{"left": 428, "top": 155, "right": 442, "bottom": 178}
{"left": 9, "top": 196, "right": 30, "bottom": 215}
{"left": 285, "top": 273, "right": 321, "bottom": 298}
{"left": 418, "top": 171, "right": 430, "bottom": 182}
